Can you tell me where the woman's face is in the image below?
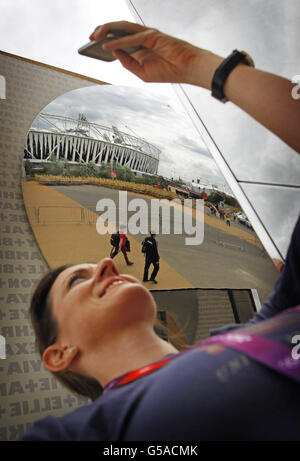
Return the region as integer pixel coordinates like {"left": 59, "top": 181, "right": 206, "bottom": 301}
{"left": 48, "top": 258, "right": 157, "bottom": 351}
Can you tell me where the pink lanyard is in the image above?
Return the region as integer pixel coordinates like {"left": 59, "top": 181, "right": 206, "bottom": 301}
{"left": 200, "top": 307, "right": 300, "bottom": 383}
{"left": 104, "top": 306, "right": 300, "bottom": 392}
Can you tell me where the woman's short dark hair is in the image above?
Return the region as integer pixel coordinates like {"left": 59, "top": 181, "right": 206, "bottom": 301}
{"left": 30, "top": 264, "right": 103, "bottom": 401}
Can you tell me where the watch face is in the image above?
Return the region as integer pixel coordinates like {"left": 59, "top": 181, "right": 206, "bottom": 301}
{"left": 241, "top": 51, "right": 255, "bottom": 67}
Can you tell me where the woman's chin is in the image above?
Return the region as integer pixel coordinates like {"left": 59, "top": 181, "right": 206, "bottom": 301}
{"left": 113, "top": 282, "right": 156, "bottom": 316}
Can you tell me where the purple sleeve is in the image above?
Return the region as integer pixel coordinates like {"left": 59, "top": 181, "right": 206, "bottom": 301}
{"left": 18, "top": 415, "right": 69, "bottom": 441}
{"left": 211, "top": 213, "right": 300, "bottom": 336}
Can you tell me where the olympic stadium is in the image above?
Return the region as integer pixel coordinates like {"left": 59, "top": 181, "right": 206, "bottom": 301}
{"left": 24, "top": 113, "right": 160, "bottom": 174}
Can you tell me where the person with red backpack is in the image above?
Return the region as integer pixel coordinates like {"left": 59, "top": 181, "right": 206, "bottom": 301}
{"left": 110, "top": 228, "right": 133, "bottom": 266}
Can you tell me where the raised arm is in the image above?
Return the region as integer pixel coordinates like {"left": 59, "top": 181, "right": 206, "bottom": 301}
{"left": 90, "top": 21, "right": 300, "bottom": 153}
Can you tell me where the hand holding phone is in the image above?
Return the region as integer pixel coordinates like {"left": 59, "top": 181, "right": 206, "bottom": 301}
{"left": 78, "top": 30, "right": 142, "bottom": 62}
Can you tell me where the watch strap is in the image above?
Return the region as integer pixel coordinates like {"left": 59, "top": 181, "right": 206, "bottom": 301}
{"left": 212, "top": 50, "right": 254, "bottom": 103}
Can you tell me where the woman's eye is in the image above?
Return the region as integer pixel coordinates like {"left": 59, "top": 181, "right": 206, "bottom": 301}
{"left": 68, "top": 275, "right": 84, "bottom": 288}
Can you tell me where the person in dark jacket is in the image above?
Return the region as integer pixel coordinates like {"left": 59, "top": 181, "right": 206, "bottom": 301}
{"left": 142, "top": 232, "right": 160, "bottom": 284}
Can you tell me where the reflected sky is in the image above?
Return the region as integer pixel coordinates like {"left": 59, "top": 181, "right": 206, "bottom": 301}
{"left": 129, "top": 0, "right": 300, "bottom": 185}
{"left": 240, "top": 183, "right": 299, "bottom": 259}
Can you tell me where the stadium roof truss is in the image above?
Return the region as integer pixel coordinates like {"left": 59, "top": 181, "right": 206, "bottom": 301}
{"left": 24, "top": 113, "right": 160, "bottom": 175}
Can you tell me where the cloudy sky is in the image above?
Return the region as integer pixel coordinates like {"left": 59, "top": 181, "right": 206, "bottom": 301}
{"left": 0, "top": 0, "right": 139, "bottom": 86}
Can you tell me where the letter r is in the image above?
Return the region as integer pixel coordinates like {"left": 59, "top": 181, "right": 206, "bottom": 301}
{"left": 0, "top": 335, "right": 6, "bottom": 359}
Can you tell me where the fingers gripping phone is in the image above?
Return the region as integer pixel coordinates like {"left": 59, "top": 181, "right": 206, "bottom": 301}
{"left": 78, "top": 30, "right": 142, "bottom": 62}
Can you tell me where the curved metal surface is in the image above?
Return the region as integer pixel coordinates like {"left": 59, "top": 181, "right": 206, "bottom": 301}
{"left": 127, "top": 0, "right": 300, "bottom": 261}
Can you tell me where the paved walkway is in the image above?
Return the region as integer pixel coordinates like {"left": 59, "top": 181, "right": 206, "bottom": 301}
{"left": 22, "top": 181, "right": 193, "bottom": 290}
{"left": 22, "top": 181, "right": 278, "bottom": 302}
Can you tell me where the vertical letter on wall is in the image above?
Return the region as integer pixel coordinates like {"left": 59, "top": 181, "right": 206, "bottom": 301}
{"left": 0, "top": 75, "right": 6, "bottom": 99}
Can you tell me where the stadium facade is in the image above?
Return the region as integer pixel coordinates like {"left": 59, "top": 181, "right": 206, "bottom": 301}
{"left": 24, "top": 113, "right": 160, "bottom": 174}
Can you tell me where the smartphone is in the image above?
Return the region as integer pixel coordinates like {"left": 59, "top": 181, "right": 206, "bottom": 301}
{"left": 78, "top": 30, "right": 142, "bottom": 62}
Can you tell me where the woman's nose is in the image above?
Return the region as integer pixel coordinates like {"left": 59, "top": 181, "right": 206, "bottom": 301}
{"left": 94, "top": 258, "right": 119, "bottom": 282}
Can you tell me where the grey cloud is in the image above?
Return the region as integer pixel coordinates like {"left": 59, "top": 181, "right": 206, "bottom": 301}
{"left": 176, "top": 135, "right": 212, "bottom": 158}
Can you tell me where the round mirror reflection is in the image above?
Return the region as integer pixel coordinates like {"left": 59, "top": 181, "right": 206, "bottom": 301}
{"left": 22, "top": 83, "right": 279, "bottom": 341}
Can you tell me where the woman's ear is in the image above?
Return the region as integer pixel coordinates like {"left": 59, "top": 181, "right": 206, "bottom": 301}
{"left": 43, "top": 344, "right": 78, "bottom": 372}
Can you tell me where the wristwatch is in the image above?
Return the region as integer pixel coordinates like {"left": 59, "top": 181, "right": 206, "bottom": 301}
{"left": 211, "top": 50, "right": 255, "bottom": 103}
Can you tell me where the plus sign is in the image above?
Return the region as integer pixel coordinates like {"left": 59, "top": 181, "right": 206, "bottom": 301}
{"left": 14, "top": 238, "right": 24, "bottom": 247}
{"left": 15, "top": 265, "right": 26, "bottom": 273}
{"left": 25, "top": 379, "right": 38, "bottom": 392}
{"left": 0, "top": 310, "right": 6, "bottom": 320}
{"left": 0, "top": 279, "right": 6, "bottom": 288}
{"left": 0, "top": 406, "right": 6, "bottom": 418}
{"left": 64, "top": 394, "right": 76, "bottom": 407}
{"left": 77, "top": 396, "right": 89, "bottom": 406}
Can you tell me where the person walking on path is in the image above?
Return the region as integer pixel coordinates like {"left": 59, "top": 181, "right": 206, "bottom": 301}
{"left": 110, "top": 228, "right": 133, "bottom": 266}
{"left": 142, "top": 232, "right": 160, "bottom": 284}
{"left": 109, "top": 230, "right": 120, "bottom": 259}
